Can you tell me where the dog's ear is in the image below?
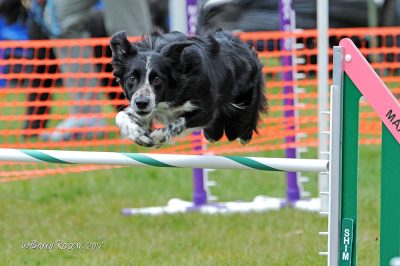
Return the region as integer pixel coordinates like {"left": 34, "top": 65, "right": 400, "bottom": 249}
{"left": 109, "top": 31, "right": 138, "bottom": 78}
{"left": 162, "top": 41, "right": 194, "bottom": 64}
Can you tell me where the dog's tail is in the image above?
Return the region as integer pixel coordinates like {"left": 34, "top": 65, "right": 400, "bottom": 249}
{"left": 196, "top": 0, "right": 238, "bottom": 34}
{"left": 197, "top": 0, "right": 277, "bottom": 34}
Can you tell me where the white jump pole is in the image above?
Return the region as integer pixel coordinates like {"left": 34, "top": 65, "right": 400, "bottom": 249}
{"left": 0, "top": 149, "right": 329, "bottom": 173}
{"left": 317, "top": 0, "right": 330, "bottom": 213}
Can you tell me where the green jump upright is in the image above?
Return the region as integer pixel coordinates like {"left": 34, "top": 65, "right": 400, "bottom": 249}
{"left": 381, "top": 125, "right": 400, "bottom": 264}
{"left": 339, "top": 73, "right": 361, "bottom": 266}
{"left": 335, "top": 39, "right": 400, "bottom": 266}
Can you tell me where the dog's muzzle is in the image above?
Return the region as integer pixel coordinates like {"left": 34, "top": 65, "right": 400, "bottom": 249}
{"left": 131, "top": 88, "right": 155, "bottom": 116}
{"left": 135, "top": 96, "right": 150, "bottom": 110}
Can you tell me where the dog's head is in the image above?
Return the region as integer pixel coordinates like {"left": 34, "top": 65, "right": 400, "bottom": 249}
{"left": 110, "top": 31, "right": 195, "bottom": 117}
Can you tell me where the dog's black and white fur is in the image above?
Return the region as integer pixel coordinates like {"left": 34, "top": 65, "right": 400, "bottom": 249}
{"left": 110, "top": 30, "right": 267, "bottom": 147}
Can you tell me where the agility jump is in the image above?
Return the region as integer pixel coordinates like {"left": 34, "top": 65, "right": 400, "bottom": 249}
{"left": 327, "top": 39, "right": 400, "bottom": 266}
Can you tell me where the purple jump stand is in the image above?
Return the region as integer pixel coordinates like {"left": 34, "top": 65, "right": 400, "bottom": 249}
{"left": 279, "top": 0, "right": 300, "bottom": 206}
{"left": 191, "top": 130, "right": 208, "bottom": 206}
{"left": 185, "top": 0, "right": 210, "bottom": 209}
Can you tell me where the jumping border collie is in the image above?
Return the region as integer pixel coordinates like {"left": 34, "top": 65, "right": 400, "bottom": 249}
{"left": 110, "top": 29, "right": 267, "bottom": 147}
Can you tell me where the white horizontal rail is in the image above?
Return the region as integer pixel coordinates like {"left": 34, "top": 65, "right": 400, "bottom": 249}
{"left": 0, "top": 148, "right": 329, "bottom": 173}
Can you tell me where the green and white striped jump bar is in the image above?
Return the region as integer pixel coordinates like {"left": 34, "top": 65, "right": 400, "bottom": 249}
{"left": 0, "top": 148, "right": 329, "bottom": 173}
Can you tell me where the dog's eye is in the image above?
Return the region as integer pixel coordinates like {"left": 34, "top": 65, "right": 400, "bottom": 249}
{"left": 153, "top": 76, "right": 162, "bottom": 86}
{"left": 128, "top": 76, "right": 137, "bottom": 86}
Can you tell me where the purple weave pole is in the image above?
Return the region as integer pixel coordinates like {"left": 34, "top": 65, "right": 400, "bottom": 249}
{"left": 279, "top": 0, "right": 300, "bottom": 204}
{"left": 186, "top": 0, "right": 208, "bottom": 206}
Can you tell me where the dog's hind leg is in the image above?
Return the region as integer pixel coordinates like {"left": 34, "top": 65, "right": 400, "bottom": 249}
{"left": 224, "top": 119, "right": 244, "bottom": 142}
{"left": 224, "top": 114, "right": 256, "bottom": 144}
{"left": 239, "top": 128, "right": 253, "bottom": 145}
{"left": 203, "top": 117, "right": 224, "bottom": 143}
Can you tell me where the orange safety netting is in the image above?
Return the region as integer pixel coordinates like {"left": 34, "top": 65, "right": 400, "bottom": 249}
{"left": 0, "top": 27, "right": 399, "bottom": 182}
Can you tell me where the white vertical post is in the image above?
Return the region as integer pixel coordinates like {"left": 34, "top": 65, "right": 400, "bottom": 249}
{"left": 317, "top": 0, "right": 330, "bottom": 212}
{"left": 328, "top": 46, "right": 344, "bottom": 266}
{"left": 169, "top": 0, "right": 187, "bottom": 32}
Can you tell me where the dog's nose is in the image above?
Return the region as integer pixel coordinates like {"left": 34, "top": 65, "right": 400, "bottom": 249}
{"left": 135, "top": 97, "right": 150, "bottom": 109}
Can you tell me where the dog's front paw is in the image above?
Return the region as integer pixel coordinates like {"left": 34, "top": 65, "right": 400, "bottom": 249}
{"left": 150, "top": 117, "right": 187, "bottom": 147}
{"left": 116, "top": 111, "right": 155, "bottom": 147}
{"left": 150, "top": 128, "right": 169, "bottom": 147}
{"left": 135, "top": 134, "right": 155, "bottom": 147}
{"left": 115, "top": 111, "right": 130, "bottom": 129}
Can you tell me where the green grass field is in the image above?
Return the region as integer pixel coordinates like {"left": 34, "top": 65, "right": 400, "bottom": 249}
{"left": 0, "top": 145, "right": 381, "bottom": 266}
